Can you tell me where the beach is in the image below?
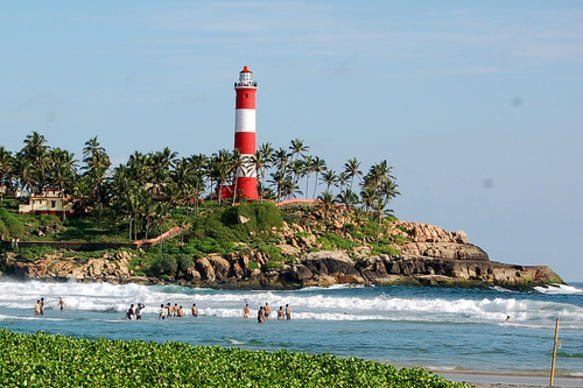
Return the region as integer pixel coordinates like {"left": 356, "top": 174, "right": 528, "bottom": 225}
{"left": 0, "top": 279, "right": 581, "bottom": 384}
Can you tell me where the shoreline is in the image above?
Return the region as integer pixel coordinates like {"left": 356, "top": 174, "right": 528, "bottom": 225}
{"left": 436, "top": 370, "right": 583, "bottom": 387}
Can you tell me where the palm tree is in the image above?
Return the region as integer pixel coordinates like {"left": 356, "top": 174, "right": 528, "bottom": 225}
{"left": 230, "top": 149, "right": 247, "bottom": 205}
{"left": 19, "top": 131, "right": 49, "bottom": 193}
{"left": 289, "top": 159, "right": 305, "bottom": 190}
{"left": 311, "top": 156, "right": 327, "bottom": 198}
{"left": 320, "top": 170, "right": 339, "bottom": 193}
{"left": 47, "top": 148, "right": 78, "bottom": 220}
{"left": 317, "top": 191, "right": 336, "bottom": 222}
{"left": 361, "top": 160, "right": 400, "bottom": 244}
{"left": 272, "top": 147, "right": 289, "bottom": 172}
{"left": 82, "top": 137, "right": 111, "bottom": 206}
{"left": 343, "top": 158, "right": 362, "bottom": 190}
{"left": 252, "top": 151, "right": 268, "bottom": 201}
{"left": 212, "top": 149, "right": 233, "bottom": 205}
{"left": 338, "top": 171, "right": 350, "bottom": 192}
{"left": 0, "top": 147, "right": 13, "bottom": 198}
{"left": 336, "top": 189, "right": 359, "bottom": 210}
{"left": 268, "top": 169, "right": 286, "bottom": 202}
{"left": 185, "top": 153, "right": 207, "bottom": 213}
{"left": 289, "top": 138, "right": 309, "bottom": 160}
{"left": 302, "top": 155, "right": 314, "bottom": 199}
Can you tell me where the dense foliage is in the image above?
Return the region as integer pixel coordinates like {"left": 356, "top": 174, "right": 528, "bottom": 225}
{"left": 0, "top": 132, "right": 399, "bottom": 241}
{"left": 0, "top": 330, "right": 467, "bottom": 387}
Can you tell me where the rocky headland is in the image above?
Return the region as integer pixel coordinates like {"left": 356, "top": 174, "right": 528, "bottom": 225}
{"left": 0, "top": 219, "right": 562, "bottom": 290}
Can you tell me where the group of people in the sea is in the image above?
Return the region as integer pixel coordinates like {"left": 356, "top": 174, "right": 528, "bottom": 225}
{"left": 157, "top": 302, "right": 198, "bottom": 320}
{"left": 34, "top": 297, "right": 292, "bottom": 323}
{"left": 245, "top": 302, "right": 292, "bottom": 323}
{"left": 33, "top": 297, "right": 65, "bottom": 317}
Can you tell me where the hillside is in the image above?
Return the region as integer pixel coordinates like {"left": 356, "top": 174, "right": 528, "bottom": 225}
{"left": 0, "top": 201, "right": 562, "bottom": 289}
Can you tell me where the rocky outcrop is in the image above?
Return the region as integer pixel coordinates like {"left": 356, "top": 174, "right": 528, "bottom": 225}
{"left": 395, "top": 221, "right": 489, "bottom": 261}
{"left": 2, "top": 251, "right": 134, "bottom": 282}
{"left": 0, "top": 219, "right": 564, "bottom": 290}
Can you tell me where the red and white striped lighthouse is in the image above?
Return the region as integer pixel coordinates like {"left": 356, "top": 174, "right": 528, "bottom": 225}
{"left": 233, "top": 66, "right": 259, "bottom": 200}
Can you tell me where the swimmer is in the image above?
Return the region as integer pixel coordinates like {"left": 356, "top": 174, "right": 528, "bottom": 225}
{"left": 177, "top": 305, "right": 185, "bottom": 317}
{"left": 505, "top": 315, "right": 511, "bottom": 322}
{"left": 58, "top": 297, "right": 65, "bottom": 311}
{"left": 136, "top": 303, "right": 145, "bottom": 320}
{"left": 264, "top": 303, "right": 272, "bottom": 320}
{"left": 34, "top": 300, "right": 41, "bottom": 317}
{"left": 191, "top": 303, "right": 199, "bottom": 318}
{"left": 285, "top": 304, "right": 291, "bottom": 320}
{"left": 166, "top": 303, "right": 172, "bottom": 318}
{"left": 126, "top": 304, "right": 136, "bottom": 320}
{"left": 159, "top": 304, "right": 166, "bottom": 320}
{"left": 257, "top": 306, "right": 265, "bottom": 324}
{"left": 174, "top": 303, "right": 179, "bottom": 317}
{"left": 243, "top": 304, "right": 251, "bottom": 319}
{"left": 277, "top": 306, "right": 284, "bottom": 320}
{"left": 40, "top": 298, "right": 45, "bottom": 317}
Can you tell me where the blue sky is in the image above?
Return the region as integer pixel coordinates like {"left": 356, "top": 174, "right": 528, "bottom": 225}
{"left": 1, "top": 1, "right": 582, "bottom": 280}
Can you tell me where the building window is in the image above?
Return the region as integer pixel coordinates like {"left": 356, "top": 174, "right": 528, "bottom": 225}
{"left": 51, "top": 201, "right": 56, "bottom": 208}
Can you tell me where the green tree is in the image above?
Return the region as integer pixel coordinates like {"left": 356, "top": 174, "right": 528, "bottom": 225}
{"left": 81, "top": 137, "right": 111, "bottom": 207}
{"left": 343, "top": 157, "right": 362, "bottom": 190}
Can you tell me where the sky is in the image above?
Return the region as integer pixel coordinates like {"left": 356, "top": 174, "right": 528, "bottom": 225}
{"left": 0, "top": 1, "right": 582, "bottom": 280}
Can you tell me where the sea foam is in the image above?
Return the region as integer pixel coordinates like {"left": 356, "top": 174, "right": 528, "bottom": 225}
{"left": 0, "top": 279, "right": 581, "bottom": 327}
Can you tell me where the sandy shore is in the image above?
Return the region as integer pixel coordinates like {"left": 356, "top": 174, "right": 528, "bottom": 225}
{"left": 437, "top": 370, "right": 583, "bottom": 387}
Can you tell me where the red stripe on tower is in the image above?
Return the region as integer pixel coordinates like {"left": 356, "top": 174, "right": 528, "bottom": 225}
{"left": 233, "top": 66, "right": 259, "bottom": 200}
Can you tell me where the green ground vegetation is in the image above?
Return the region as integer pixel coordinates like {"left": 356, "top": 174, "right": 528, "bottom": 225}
{"left": 0, "top": 330, "right": 467, "bottom": 387}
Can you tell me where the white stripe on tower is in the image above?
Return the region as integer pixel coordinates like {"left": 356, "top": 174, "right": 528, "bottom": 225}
{"left": 235, "top": 109, "right": 256, "bottom": 133}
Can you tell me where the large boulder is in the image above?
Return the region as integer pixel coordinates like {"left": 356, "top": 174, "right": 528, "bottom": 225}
{"left": 195, "top": 257, "right": 216, "bottom": 282}
{"left": 301, "top": 251, "right": 357, "bottom": 276}
{"left": 402, "top": 242, "right": 488, "bottom": 261}
{"left": 207, "top": 255, "right": 230, "bottom": 281}
{"left": 290, "top": 264, "right": 313, "bottom": 282}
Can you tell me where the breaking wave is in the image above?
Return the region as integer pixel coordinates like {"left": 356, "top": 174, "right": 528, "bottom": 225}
{"left": 0, "top": 279, "right": 581, "bottom": 328}
{"left": 534, "top": 283, "right": 583, "bottom": 295}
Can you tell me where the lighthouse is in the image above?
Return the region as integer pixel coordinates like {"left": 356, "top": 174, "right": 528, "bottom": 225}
{"left": 233, "top": 66, "right": 259, "bottom": 200}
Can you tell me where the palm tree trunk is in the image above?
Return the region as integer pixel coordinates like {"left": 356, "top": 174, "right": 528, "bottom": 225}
{"left": 313, "top": 173, "right": 319, "bottom": 198}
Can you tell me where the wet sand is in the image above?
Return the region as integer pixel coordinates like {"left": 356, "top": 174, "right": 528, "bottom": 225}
{"left": 438, "top": 371, "right": 583, "bottom": 387}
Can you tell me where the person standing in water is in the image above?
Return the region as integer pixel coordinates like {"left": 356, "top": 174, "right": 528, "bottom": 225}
{"left": 126, "top": 304, "right": 136, "bottom": 320}
{"left": 277, "top": 306, "right": 284, "bottom": 320}
{"left": 58, "top": 297, "right": 65, "bottom": 311}
{"left": 34, "top": 300, "right": 41, "bottom": 317}
{"left": 40, "top": 298, "right": 46, "bottom": 317}
{"left": 136, "top": 303, "right": 145, "bottom": 320}
{"left": 166, "top": 303, "right": 172, "bottom": 318}
{"left": 257, "top": 306, "right": 265, "bottom": 324}
{"left": 264, "top": 303, "right": 272, "bottom": 320}
{"left": 173, "top": 303, "right": 179, "bottom": 317}
{"left": 285, "top": 304, "right": 291, "bottom": 320}
{"left": 159, "top": 304, "right": 166, "bottom": 320}
{"left": 243, "top": 304, "right": 251, "bottom": 319}
{"left": 191, "top": 303, "right": 199, "bottom": 317}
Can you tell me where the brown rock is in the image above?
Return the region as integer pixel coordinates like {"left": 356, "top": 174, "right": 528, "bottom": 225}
{"left": 195, "top": 257, "right": 216, "bottom": 282}
{"left": 277, "top": 244, "right": 301, "bottom": 257}
{"left": 302, "top": 251, "right": 357, "bottom": 275}
{"left": 207, "top": 255, "right": 230, "bottom": 281}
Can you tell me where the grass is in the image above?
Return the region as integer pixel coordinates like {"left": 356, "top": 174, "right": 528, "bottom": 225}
{"left": 0, "top": 330, "right": 467, "bottom": 387}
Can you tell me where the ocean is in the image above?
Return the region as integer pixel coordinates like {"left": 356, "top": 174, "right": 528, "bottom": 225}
{"left": 0, "top": 279, "right": 581, "bottom": 378}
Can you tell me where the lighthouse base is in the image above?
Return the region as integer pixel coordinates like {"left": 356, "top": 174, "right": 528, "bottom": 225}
{"left": 217, "top": 178, "right": 259, "bottom": 201}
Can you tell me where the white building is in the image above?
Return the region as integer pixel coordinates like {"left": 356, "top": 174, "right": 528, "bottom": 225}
{"left": 18, "top": 188, "right": 73, "bottom": 215}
